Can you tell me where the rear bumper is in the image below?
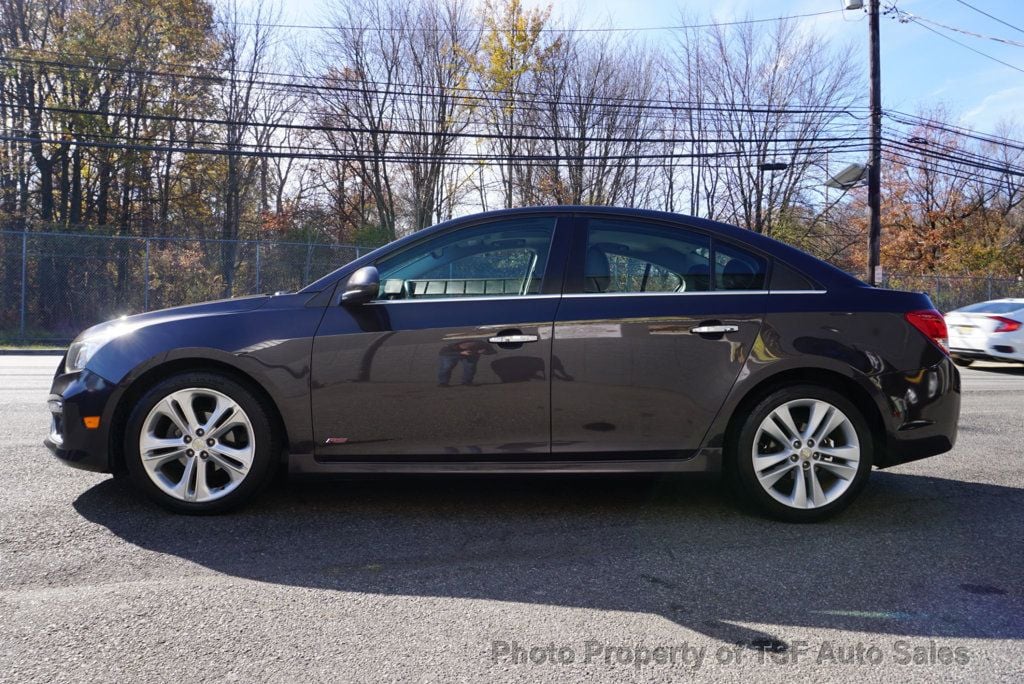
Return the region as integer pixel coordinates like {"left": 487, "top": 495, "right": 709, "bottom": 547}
{"left": 44, "top": 366, "right": 117, "bottom": 473}
{"left": 874, "top": 357, "right": 961, "bottom": 468}
{"left": 950, "top": 347, "right": 1022, "bottom": 363}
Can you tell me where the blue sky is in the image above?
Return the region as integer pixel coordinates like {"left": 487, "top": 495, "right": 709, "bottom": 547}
{"left": 263, "top": 0, "right": 1024, "bottom": 134}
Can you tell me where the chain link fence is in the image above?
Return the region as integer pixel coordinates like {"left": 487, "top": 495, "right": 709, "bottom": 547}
{"left": 3, "top": 229, "right": 1024, "bottom": 343}
{"left": 0, "top": 230, "right": 369, "bottom": 342}
{"left": 879, "top": 273, "right": 1024, "bottom": 313}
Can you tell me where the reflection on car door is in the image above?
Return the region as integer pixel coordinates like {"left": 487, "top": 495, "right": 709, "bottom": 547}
{"left": 550, "top": 216, "right": 769, "bottom": 456}
{"left": 310, "top": 215, "right": 569, "bottom": 459}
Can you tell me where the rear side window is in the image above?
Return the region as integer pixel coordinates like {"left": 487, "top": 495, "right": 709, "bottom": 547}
{"left": 582, "top": 219, "right": 711, "bottom": 294}
{"left": 714, "top": 242, "right": 767, "bottom": 291}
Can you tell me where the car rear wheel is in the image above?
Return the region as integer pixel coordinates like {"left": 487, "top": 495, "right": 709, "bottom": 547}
{"left": 123, "top": 372, "right": 278, "bottom": 514}
{"left": 731, "top": 385, "right": 873, "bottom": 522}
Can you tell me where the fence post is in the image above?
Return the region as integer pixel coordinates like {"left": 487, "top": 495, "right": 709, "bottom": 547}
{"left": 304, "top": 243, "right": 313, "bottom": 284}
{"left": 143, "top": 238, "right": 151, "bottom": 312}
{"left": 355, "top": 245, "right": 361, "bottom": 259}
{"left": 19, "top": 231, "right": 27, "bottom": 339}
{"left": 988, "top": 275, "right": 993, "bottom": 300}
{"left": 255, "top": 240, "right": 261, "bottom": 294}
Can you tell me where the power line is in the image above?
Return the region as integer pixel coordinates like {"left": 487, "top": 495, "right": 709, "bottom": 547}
{"left": 9, "top": 102, "right": 867, "bottom": 148}
{"left": 898, "top": 11, "right": 1024, "bottom": 48}
{"left": 892, "top": 10, "right": 1024, "bottom": 74}
{"left": 953, "top": 0, "right": 1024, "bottom": 37}
{"left": 238, "top": 9, "right": 846, "bottom": 34}
{"left": 0, "top": 52, "right": 867, "bottom": 119}
{"left": 888, "top": 142, "right": 1024, "bottom": 184}
{"left": 0, "top": 129, "right": 872, "bottom": 165}
{"left": 881, "top": 147, "right": 1022, "bottom": 194}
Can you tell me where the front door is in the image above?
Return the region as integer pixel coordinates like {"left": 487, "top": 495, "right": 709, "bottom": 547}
{"left": 311, "top": 215, "right": 568, "bottom": 458}
{"left": 551, "top": 216, "right": 769, "bottom": 456}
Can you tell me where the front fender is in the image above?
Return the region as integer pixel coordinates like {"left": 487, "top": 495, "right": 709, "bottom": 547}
{"left": 88, "top": 293, "right": 327, "bottom": 457}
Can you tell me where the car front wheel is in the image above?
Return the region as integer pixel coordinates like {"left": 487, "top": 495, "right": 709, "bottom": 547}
{"left": 123, "top": 372, "right": 278, "bottom": 514}
{"left": 731, "top": 385, "right": 873, "bottom": 522}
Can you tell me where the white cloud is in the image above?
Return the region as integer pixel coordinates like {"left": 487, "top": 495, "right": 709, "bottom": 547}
{"left": 963, "top": 85, "right": 1024, "bottom": 129}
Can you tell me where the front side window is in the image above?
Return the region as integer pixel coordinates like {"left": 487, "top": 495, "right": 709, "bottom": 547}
{"left": 583, "top": 219, "right": 711, "bottom": 294}
{"left": 375, "top": 217, "right": 555, "bottom": 299}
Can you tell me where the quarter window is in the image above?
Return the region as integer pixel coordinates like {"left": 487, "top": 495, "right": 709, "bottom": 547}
{"left": 375, "top": 217, "right": 555, "bottom": 299}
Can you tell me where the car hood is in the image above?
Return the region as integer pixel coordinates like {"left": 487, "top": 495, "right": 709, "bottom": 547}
{"left": 76, "top": 295, "right": 272, "bottom": 340}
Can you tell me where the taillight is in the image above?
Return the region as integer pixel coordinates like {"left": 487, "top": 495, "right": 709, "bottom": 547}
{"left": 905, "top": 309, "right": 949, "bottom": 354}
{"left": 989, "top": 315, "right": 1022, "bottom": 333}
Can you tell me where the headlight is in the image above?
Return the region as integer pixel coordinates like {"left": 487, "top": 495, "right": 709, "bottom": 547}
{"left": 65, "top": 319, "right": 137, "bottom": 373}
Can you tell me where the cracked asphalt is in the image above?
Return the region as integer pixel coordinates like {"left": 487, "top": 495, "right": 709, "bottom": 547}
{"left": 1, "top": 355, "right": 1022, "bottom": 683}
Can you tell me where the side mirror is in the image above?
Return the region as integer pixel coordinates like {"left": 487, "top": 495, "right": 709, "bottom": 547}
{"left": 340, "top": 266, "right": 380, "bottom": 306}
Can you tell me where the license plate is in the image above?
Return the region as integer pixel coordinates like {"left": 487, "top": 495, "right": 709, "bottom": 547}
{"left": 955, "top": 325, "right": 975, "bottom": 335}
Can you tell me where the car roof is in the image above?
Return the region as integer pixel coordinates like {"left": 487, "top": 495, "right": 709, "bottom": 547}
{"left": 301, "top": 206, "right": 866, "bottom": 293}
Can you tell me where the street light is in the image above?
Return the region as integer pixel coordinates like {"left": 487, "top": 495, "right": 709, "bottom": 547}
{"left": 825, "top": 163, "right": 868, "bottom": 190}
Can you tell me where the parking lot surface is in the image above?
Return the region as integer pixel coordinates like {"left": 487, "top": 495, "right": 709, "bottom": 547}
{"left": 1, "top": 355, "right": 1022, "bottom": 683}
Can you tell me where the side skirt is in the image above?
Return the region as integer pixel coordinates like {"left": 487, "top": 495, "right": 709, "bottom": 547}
{"left": 287, "top": 449, "right": 722, "bottom": 475}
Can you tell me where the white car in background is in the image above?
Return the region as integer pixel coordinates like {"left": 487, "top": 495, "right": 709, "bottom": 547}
{"left": 945, "top": 299, "right": 1024, "bottom": 367}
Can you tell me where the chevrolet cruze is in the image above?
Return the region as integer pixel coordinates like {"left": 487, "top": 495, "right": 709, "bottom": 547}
{"left": 45, "top": 207, "right": 960, "bottom": 521}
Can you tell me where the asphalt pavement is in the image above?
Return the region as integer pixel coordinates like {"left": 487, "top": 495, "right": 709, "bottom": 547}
{"left": 1, "top": 355, "right": 1022, "bottom": 683}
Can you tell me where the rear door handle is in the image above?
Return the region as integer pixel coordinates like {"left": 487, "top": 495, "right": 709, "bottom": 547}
{"left": 488, "top": 334, "right": 539, "bottom": 344}
{"left": 691, "top": 324, "right": 739, "bottom": 334}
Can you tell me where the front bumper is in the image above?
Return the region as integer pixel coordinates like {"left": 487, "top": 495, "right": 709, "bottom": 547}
{"left": 44, "top": 363, "right": 118, "bottom": 473}
{"left": 874, "top": 357, "right": 961, "bottom": 468}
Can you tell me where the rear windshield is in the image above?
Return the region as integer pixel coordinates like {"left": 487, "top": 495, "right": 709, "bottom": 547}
{"left": 956, "top": 301, "right": 1024, "bottom": 314}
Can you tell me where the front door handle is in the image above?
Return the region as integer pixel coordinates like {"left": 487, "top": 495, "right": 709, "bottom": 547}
{"left": 488, "top": 334, "right": 539, "bottom": 344}
{"left": 691, "top": 324, "right": 739, "bottom": 334}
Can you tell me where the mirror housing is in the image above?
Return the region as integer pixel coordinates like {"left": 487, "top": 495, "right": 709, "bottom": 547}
{"left": 340, "top": 266, "right": 380, "bottom": 306}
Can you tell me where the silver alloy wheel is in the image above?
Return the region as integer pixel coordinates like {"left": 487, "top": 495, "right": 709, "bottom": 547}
{"left": 751, "top": 398, "right": 860, "bottom": 509}
{"left": 139, "top": 387, "right": 255, "bottom": 503}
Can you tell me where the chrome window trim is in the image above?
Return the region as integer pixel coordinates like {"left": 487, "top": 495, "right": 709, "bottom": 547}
{"left": 363, "top": 290, "right": 827, "bottom": 304}
{"left": 768, "top": 290, "right": 829, "bottom": 295}
{"left": 366, "top": 294, "right": 562, "bottom": 305}
{"left": 560, "top": 290, "right": 771, "bottom": 298}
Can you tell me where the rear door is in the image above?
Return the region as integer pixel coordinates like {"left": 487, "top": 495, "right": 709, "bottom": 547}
{"left": 310, "top": 214, "right": 570, "bottom": 459}
{"left": 550, "top": 215, "right": 769, "bottom": 456}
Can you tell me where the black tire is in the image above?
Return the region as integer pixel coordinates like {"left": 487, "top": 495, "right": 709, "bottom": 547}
{"left": 952, "top": 356, "right": 974, "bottom": 367}
{"left": 729, "top": 384, "right": 873, "bottom": 523}
{"left": 123, "top": 371, "right": 279, "bottom": 514}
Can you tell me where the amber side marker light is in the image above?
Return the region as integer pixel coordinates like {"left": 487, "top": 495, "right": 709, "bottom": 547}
{"left": 82, "top": 416, "right": 101, "bottom": 429}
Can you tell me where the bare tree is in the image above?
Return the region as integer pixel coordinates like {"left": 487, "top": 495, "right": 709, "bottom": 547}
{"left": 215, "top": 0, "right": 281, "bottom": 295}
{"left": 532, "top": 32, "right": 659, "bottom": 207}
{"left": 670, "top": 18, "right": 858, "bottom": 235}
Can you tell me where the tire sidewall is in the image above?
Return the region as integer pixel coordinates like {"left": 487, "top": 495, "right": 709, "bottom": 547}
{"left": 123, "top": 371, "right": 277, "bottom": 514}
{"left": 732, "top": 384, "right": 873, "bottom": 522}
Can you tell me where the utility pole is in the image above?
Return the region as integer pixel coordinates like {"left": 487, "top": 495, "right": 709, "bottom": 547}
{"left": 867, "top": 0, "right": 883, "bottom": 286}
